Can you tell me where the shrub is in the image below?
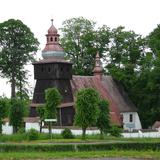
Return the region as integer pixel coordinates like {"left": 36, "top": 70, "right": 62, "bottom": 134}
{"left": 109, "top": 125, "right": 122, "bottom": 137}
{"left": 61, "top": 128, "right": 74, "bottom": 139}
{"left": 27, "top": 129, "right": 39, "bottom": 141}
{"left": 17, "top": 128, "right": 25, "bottom": 134}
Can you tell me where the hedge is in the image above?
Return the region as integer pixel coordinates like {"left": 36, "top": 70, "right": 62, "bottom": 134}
{"left": 0, "top": 142, "right": 160, "bottom": 152}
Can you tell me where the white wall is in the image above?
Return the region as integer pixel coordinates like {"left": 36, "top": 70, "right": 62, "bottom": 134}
{"left": 25, "top": 123, "right": 40, "bottom": 132}
{"left": 2, "top": 122, "right": 13, "bottom": 135}
{"left": 122, "top": 112, "right": 142, "bottom": 130}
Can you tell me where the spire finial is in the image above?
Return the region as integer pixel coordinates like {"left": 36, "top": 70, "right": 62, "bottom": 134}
{"left": 93, "top": 51, "right": 103, "bottom": 79}
{"left": 51, "top": 19, "right": 53, "bottom": 25}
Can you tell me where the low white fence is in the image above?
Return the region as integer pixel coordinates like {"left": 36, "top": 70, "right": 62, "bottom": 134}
{"left": 2, "top": 122, "right": 160, "bottom": 138}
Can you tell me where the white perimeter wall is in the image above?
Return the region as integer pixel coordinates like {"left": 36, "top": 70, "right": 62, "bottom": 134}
{"left": 2, "top": 122, "right": 160, "bottom": 138}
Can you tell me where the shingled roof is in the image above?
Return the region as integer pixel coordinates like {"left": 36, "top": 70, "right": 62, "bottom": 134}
{"left": 70, "top": 75, "right": 137, "bottom": 125}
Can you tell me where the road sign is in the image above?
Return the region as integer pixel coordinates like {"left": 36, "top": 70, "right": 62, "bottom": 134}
{"left": 44, "top": 119, "right": 57, "bottom": 122}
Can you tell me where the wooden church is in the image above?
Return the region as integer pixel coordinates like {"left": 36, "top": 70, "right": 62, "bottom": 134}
{"left": 29, "top": 20, "right": 142, "bottom": 130}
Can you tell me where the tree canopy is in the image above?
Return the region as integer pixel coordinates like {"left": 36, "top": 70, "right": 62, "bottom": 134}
{"left": 75, "top": 88, "right": 100, "bottom": 139}
{"left": 0, "top": 19, "right": 39, "bottom": 98}
{"left": 60, "top": 17, "right": 110, "bottom": 75}
{"left": 97, "top": 99, "right": 110, "bottom": 138}
{"left": 60, "top": 17, "right": 160, "bottom": 128}
{"left": 45, "top": 88, "right": 62, "bottom": 134}
{"left": 9, "top": 98, "right": 28, "bottom": 133}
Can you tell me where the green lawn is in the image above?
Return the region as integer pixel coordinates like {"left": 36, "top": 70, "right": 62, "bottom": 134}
{"left": 0, "top": 150, "right": 159, "bottom": 160}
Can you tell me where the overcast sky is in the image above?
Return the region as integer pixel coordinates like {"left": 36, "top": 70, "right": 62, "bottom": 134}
{"left": 0, "top": 0, "right": 160, "bottom": 97}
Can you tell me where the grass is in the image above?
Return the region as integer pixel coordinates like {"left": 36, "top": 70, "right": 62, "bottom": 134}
{"left": 2, "top": 132, "right": 160, "bottom": 144}
{"left": 0, "top": 150, "right": 159, "bottom": 159}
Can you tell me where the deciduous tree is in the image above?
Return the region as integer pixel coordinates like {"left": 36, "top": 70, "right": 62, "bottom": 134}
{"left": 9, "top": 98, "right": 28, "bottom": 133}
{"left": 97, "top": 99, "right": 110, "bottom": 139}
{"left": 0, "top": 19, "right": 39, "bottom": 98}
{"left": 45, "top": 88, "right": 62, "bottom": 135}
{"left": 37, "top": 105, "right": 45, "bottom": 133}
{"left": 75, "top": 88, "right": 100, "bottom": 139}
{"left": 60, "top": 17, "right": 110, "bottom": 75}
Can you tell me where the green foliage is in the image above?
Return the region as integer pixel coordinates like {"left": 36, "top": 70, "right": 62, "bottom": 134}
{"left": 97, "top": 99, "right": 110, "bottom": 138}
{"left": 0, "top": 144, "right": 75, "bottom": 152}
{"left": 0, "top": 97, "right": 10, "bottom": 134}
{"left": 26, "top": 129, "right": 39, "bottom": 141}
{"left": 0, "top": 142, "right": 160, "bottom": 153}
{"left": 9, "top": 98, "right": 28, "bottom": 133}
{"left": 37, "top": 105, "right": 46, "bottom": 120}
{"left": 37, "top": 105, "right": 46, "bottom": 133}
{"left": 61, "top": 128, "right": 74, "bottom": 139}
{"left": 105, "top": 26, "right": 156, "bottom": 128}
{"left": 45, "top": 88, "right": 62, "bottom": 119}
{"left": 0, "top": 133, "right": 27, "bottom": 142}
{"left": 60, "top": 17, "right": 110, "bottom": 75}
{"left": 109, "top": 125, "right": 122, "bottom": 137}
{"left": 45, "top": 88, "right": 62, "bottom": 134}
{"left": 0, "top": 19, "right": 39, "bottom": 98}
{"left": 148, "top": 24, "right": 160, "bottom": 56}
{"left": 75, "top": 88, "right": 100, "bottom": 139}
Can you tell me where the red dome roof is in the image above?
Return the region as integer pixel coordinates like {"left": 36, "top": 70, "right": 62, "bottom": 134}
{"left": 47, "top": 19, "right": 57, "bottom": 34}
{"left": 48, "top": 25, "right": 57, "bottom": 34}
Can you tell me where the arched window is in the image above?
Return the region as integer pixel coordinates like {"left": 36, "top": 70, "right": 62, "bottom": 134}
{"left": 50, "top": 37, "right": 53, "bottom": 41}
{"left": 55, "top": 37, "right": 57, "bottom": 42}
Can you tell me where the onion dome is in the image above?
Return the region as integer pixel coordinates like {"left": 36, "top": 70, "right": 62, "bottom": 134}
{"left": 42, "top": 19, "right": 66, "bottom": 59}
{"left": 47, "top": 19, "right": 58, "bottom": 34}
{"left": 93, "top": 52, "right": 103, "bottom": 79}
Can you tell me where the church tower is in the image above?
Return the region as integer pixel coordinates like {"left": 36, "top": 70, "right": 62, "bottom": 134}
{"left": 30, "top": 20, "right": 74, "bottom": 125}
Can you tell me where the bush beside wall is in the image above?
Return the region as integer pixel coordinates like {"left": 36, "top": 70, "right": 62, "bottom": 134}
{"left": 0, "top": 142, "right": 160, "bottom": 152}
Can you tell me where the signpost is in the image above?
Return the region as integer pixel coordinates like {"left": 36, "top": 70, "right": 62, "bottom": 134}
{"left": 44, "top": 119, "right": 57, "bottom": 139}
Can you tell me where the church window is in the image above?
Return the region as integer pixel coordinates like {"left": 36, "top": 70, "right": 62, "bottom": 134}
{"left": 129, "top": 114, "right": 133, "bottom": 122}
{"left": 50, "top": 37, "right": 53, "bottom": 41}
{"left": 55, "top": 37, "right": 57, "bottom": 42}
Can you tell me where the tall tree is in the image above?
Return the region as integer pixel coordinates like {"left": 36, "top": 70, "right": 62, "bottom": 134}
{"left": 148, "top": 24, "right": 160, "bottom": 57}
{"left": 106, "top": 26, "right": 146, "bottom": 89}
{"left": 60, "top": 17, "right": 110, "bottom": 75}
{"left": 75, "top": 88, "right": 100, "bottom": 139}
{"left": 0, "top": 19, "right": 39, "bottom": 98}
{"left": 9, "top": 98, "right": 28, "bottom": 133}
{"left": 45, "top": 88, "right": 62, "bottom": 135}
{"left": 106, "top": 26, "right": 157, "bottom": 128}
{"left": 97, "top": 99, "right": 110, "bottom": 139}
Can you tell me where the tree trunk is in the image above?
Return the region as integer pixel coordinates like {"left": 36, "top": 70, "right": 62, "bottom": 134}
{"left": 82, "top": 127, "right": 86, "bottom": 140}
{"left": 48, "top": 122, "right": 52, "bottom": 136}
{"left": 0, "top": 120, "right": 2, "bottom": 134}
{"left": 100, "top": 130, "right": 104, "bottom": 139}
{"left": 13, "top": 126, "right": 17, "bottom": 134}
{"left": 11, "top": 73, "right": 16, "bottom": 98}
{"left": 40, "top": 121, "right": 42, "bottom": 133}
